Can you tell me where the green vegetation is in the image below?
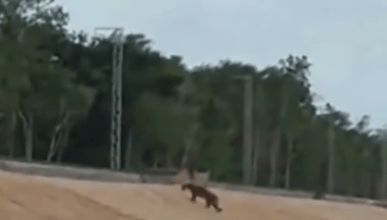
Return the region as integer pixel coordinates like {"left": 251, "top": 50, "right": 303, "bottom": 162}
{"left": 0, "top": 0, "right": 386, "bottom": 200}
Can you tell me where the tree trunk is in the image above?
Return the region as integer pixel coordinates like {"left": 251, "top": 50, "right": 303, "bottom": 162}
{"left": 167, "top": 150, "right": 174, "bottom": 168}
{"left": 56, "top": 146, "right": 65, "bottom": 162}
{"left": 251, "top": 145, "right": 259, "bottom": 186}
{"left": 327, "top": 122, "right": 335, "bottom": 194}
{"left": 285, "top": 133, "right": 294, "bottom": 190}
{"left": 182, "top": 139, "right": 193, "bottom": 169}
{"left": 18, "top": 110, "right": 33, "bottom": 161}
{"left": 251, "top": 131, "right": 261, "bottom": 185}
{"left": 56, "top": 145, "right": 64, "bottom": 162}
{"left": 181, "top": 147, "right": 189, "bottom": 169}
{"left": 7, "top": 111, "right": 17, "bottom": 158}
{"left": 125, "top": 128, "right": 134, "bottom": 170}
{"left": 270, "top": 127, "right": 281, "bottom": 187}
{"left": 25, "top": 113, "right": 33, "bottom": 161}
{"left": 47, "top": 132, "right": 57, "bottom": 162}
{"left": 48, "top": 128, "right": 63, "bottom": 162}
{"left": 370, "top": 171, "right": 378, "bottom": 199}
{"left": 181, "top": 123, "right": 199, "bottom": 169}
{"left": 47, "top": 113, "right": 69, "bottom": 162}
{"left": 56, "top": 125, "right": 70, "bottom": 163}
{"left": 153, "top": 158, "right": 159, "bottom": 168}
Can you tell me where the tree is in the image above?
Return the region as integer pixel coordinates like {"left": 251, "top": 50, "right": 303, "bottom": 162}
{"left": 268, "top": 55, "right": 312, "bottom": 187}
{"left": 46, "top": 84, "right": 95, "bottom": 162}
{"left": 0, "top": 0, "right": 89, "bottom": 161}
{"left": 375, "top": 127, "right": 387, "bottom": 199}
{"left": 134, "top": 93, "right": 199, "bottom": 168}
{"left": 2, "top": 0, "right": 387, "bottom": 200}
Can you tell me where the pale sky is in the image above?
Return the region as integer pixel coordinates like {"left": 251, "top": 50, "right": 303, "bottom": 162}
{"left": 56, "top": 0, "right": 387, "bottom": 129}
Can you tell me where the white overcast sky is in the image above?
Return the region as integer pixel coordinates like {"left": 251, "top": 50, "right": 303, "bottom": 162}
{"left": 56, "top": 0, "right": 387, "bottom": 128}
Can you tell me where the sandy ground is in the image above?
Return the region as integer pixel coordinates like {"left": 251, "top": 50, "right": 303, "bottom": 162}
{"left": 0, "top": 171, "right": 385, "bottom": 220}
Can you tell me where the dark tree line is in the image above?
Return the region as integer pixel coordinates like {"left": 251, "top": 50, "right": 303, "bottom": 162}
{"left": 0, "top": 0, "right": 386, "bottom": 200}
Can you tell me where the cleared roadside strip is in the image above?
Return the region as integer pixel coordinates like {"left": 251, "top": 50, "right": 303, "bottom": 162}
{"left": 0, "top": 158, "right": 385, "bottom": 209}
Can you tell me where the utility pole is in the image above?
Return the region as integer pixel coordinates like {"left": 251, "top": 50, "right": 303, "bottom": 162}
{"left": 234, "top": 75, "right": 254, "bottom": 185}
{"left": 94, "top": 27, "right": 124, "bottom": 171}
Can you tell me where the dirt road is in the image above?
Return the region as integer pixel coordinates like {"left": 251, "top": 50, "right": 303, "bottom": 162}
{"left": 0, "top": 170, "right": 385, "bottom": 220}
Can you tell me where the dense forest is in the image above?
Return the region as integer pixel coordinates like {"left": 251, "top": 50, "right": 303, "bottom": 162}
{"left": 0, "top": 0, "right": 386, "bottom": 200}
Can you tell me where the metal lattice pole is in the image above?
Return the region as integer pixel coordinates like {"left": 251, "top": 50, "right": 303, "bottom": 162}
{"left": 94, "top": 27, "right": 124, "bottom": 170}
{"left": 114, "top": 29, "right": 124, "bottom": 170}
